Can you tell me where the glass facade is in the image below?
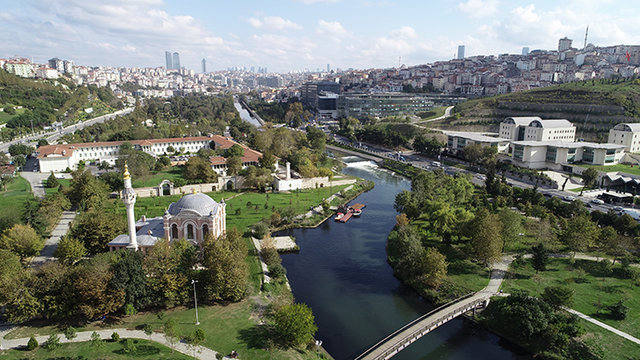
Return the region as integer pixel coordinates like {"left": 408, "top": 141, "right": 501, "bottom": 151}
{"left": 514, "top": 145, "right": 524, "bottom": 161}
{"left": 546, "top": 146, "right": 557, "bottom": 162}
{"left": 337, "top": 93, "right": 434, "bottom": 118}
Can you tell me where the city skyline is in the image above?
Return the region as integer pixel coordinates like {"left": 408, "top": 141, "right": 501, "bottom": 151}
{"left": 0, "top": 0, "right": 639, "bottom": 72}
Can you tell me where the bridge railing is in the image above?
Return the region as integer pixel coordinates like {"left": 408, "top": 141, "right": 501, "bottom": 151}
{"left": 353, "top": 292, "right": 476, "bottom": 360}
{"left": 362, "top": 296, "right": 489, "bottom": 360}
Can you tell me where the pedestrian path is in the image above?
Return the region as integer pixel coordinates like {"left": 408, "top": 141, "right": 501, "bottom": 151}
{"left": 0, "top": 328, "right": 236, "bottom": 359}
{"left": 564, "top": 308, "right": 640, "bottom": 345}
{"left": 31, "top": 210, "right": 76, "bottom": 265}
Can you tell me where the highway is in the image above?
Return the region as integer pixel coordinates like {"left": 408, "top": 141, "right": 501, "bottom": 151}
{"left": 0, "top": 107, "right": 134, "bottom": 152}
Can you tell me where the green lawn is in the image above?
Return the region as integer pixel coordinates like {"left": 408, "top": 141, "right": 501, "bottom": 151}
{"left": 502, "top": 258, "right": 640, "bottom": 339}
{"left": 416, "top": 106, "right": 448, "bottom": 121}
{"left": 0, "top": 338, "right": 194, "bottom": 359}
{"left": 132, "top": 167, "right": 186, "bottom": 188}
{"left": 580, "top": 163, "right": 640, "bottom": 177}
{"left": 579, "top": 320, "right": 640, "bottom": 360}
{"left": 43, "top": 178, "right": 71, "bottom": 196}
{"left": 0, "top": 105, "right": 25, "bottom": 124}
{"left": 4, "top": 301, "right": 326, "bottom": 360}
{"left": 0, "top": 175, "right": 33, "bottom": 216}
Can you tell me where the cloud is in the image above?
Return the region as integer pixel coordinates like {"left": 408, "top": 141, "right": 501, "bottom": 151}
{"left": 390, "top": 26, "right": 418, "bottom": 39}
{"left": 457, "top": 0, "right": 499, "bottom": 19}
{"left": 247, "top": 16, "right": 302, "bottom": 31}
{"left": 316, "top": 20, "right": 348, "bottom": 42}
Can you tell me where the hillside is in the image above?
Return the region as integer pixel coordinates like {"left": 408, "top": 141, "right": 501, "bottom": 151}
{"left": 430, "top": 79, "right": 640, "bottom": 141}
{"left": 0, "top": 69, "right": 122, "bottom": 141}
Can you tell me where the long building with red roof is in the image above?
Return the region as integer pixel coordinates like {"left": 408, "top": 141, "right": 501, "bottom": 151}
{"left": 36, "top": 135, "right": 262, "bottom": 174}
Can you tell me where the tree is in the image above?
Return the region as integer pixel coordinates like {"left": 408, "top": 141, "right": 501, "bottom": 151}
{"left": 418, "top": 247, "right": 448, "bottom": 289}
{"left": 66, "top": 169, "right": 109, "bottom": 209}
{"left": 111, "top": 331, "right": 120, "bottom": 342}
{"left": 0, "top": 249, "right": 23, "bottom": 305}
{"left": 163, "top": 318, "right": 179, "bottom": 351}
{"left": 123, "top": 338, "right": 137, "bottom": 353}
{"left": 45, "top": 172, "right": 59, "bottom": 188}
{"left": 43, "top": 334, "right": 61, "bottom": 350}
{"left": 306, "top": 126, "right": 326, "bottom": 152}
{"left": 69, "top": 210, "right": 126, "bottom": 254}
{"left": 155, "top": 155, "right": 171, "bottom": 170}
{"left": 272, "top": 303, "right": 318, "bottom": 348}
{"left": 99, "top": 171, "right": 124, "bottom": 192}
{"left": 143, "top": 323, "right": 153, "bottom": 337}
{"left": 541, "top": 285, "right": 574, "bottom": 308}
{"left": 226, "top": 156, "right": 242, "bottom": 176}
{"left": 183, "top": 156, "right": 217, "bottom": 183}
{"left": 54, "top": 236, "right": 87, "bottom": 265}
{"left": 202, "top": 228, "right": 249, "bottom": 302}
{"left": 143, "top": 238, "right": 194, "bottom": 308}
{"left": 531, "top": 243, "right": 549, "bottom": 273}
{"left": 252, "top": 221, "right": 269, "bottom": 239}
{"left": 12, "top": 155, "right": 25, "bottom": 168}
{"left": 64, "top": 326, "right": 77, "bottom": 340}
{"left": 8, "top": 143, "right": 33, "bottom": 156}
{"left": 608, "top": 300, "right": 628, "bottom": 320}
{"left": 580, "top": 168, "right": 599, "bottom": 196}
{"left": 116, "top": 143, "right": 156, "bottom": 178}
{"left": 72, "top": 254, "right": 125, "bottom": 319}
{"left": 224, "top": 144, "right": 244, "bottom": 158}
{"left": 498, "top": 208, "right": 523, "bottom": 252}
{"left": 110, "top": 250, "right": 149, "bottom": 310}
{"left": 461, "top": 143, "right": 496, "bottom": 165}
{"left": 27, "top": 336, "right": 38, "bottom": 350}
{"left": 560, "top": 215, "right": 600, "bottom": 259}
{"left": 469, "top": 209, "right": 503, "bottom": 266}
{"left": 90, "top": 331, "right": 104, "bottom": 348}
{"left": 0, "top": 224, "right": 44, "bottom": 260}
{"left": 258, "top": 151, "right": 275, "bottom": 171}
{"left": 413, "top": 134, "right": 444, "bottom": 156}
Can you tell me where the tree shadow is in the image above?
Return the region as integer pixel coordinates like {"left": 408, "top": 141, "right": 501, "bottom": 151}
{"left": 237, "top": 324, "right": 273, "bottom": 349}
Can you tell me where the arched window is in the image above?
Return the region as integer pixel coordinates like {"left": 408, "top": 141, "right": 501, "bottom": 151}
{"left": 171, "top": 224, "right": 179, "bottom": 240}
{"left": 187, "top": 224, "right": 194, "bottom": 240}
{"left": 202, "top": 224, "right": 209, "bottom": 239}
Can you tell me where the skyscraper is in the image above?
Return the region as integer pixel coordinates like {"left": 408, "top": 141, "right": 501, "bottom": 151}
{"left": 172, "top": 52, "right": 181, "bottom": 70}
{"left": 522, "top": 47, "right": 530, "bottom": 56}
{"left": 457, "top": 45, "right": 465, "bottom": 60}
{"left": 327, "top": 64, "right": 330, "bottom": 72}
{"left": 202, "top": 58, "right": 206, "bottom": 73}
{"left": 165, "top": 51, "right": 173, "bottom": 70}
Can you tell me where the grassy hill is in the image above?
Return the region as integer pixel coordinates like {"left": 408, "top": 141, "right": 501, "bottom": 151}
{"left": 0, "top": 69, "right": 122, "bottom": 140}
{"left": 430, "top": 79, "right": 640, "bottom": 141}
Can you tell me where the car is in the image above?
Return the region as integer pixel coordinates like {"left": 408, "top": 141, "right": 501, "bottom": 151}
{"left": 562, "top": 195, "right": 576, "bottom": 202}
{"left": 614, "top": 206, "right": 624, "bottom": 211}
{"left": 590, "top": 199, "right": 605, "bottom": 205}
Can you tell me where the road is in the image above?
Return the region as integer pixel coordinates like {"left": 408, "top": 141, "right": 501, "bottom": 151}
{"left": 0, "top": 107, "right": 133, "bottom": 152}
{"left": 421, "top": 105, "right": 454, "bottom": 123}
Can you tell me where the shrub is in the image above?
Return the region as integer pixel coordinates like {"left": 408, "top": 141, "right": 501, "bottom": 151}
{"left": 608, "top": 300, "right": 628, "bottom": 320}
{"left": 90, "top": 331, "right": 104, "bottom": 348}
{"left": 43, "top": 334, "right": 60, "bottom": 350}
{"left": 268, "top": 263, "right": 287, "bottom": 279}
{"left": 27, "top": 336, "right": 38, "bottom": 350}
{"left": 261, "top": 247, "right": 281, "bottom": 267}
{"left": 111, "top": 331, "right": 120, "bottom": 342}
{"left": 64, "top": 326, "right": 77, "bottom": 340}
{"left": 123, "top": 338, "right": 137, "bottom": 353}
{"left": 125, "top": 303, "right": 137, "bottom": 316}
{"left": 252, "top": 222, "right": 269, "bottom": 239}
{"left": 45, "top": 172, "right": 59, "bottom": 188}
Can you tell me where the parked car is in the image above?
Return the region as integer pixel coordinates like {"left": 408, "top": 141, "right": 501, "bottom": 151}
{"left": 562, "top": 195, "right": 576, "bottom": 202}
{"left": 590, "top": 199, "right": 605, "bottom": 205}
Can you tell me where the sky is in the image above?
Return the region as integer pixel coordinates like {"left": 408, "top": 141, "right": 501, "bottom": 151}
{"left": 0, "top": 0, "right": 638, "bottom": 73}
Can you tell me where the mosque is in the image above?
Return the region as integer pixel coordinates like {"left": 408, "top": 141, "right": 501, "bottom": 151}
{"left": 107, "top": 164, "right": 226, "bottom": 253}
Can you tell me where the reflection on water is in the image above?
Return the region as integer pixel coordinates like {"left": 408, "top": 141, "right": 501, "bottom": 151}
{"left": 233, "top": 101, "right": 261, "bottom": 127}
{"left": 279, "top": 157, "right": 530, "bottom": 360}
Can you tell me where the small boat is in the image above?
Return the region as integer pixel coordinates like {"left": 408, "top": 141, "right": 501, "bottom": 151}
{"left": 352, "top": 208, "right": 362, "bottom": 217}
{"left": 334, "top": 212, "right": 345, "bottom": 221}
{"left": 349, "top": 203, "right": 365, "bottom": 217}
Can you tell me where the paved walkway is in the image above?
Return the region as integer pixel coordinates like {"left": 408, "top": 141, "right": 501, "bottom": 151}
{"left": 418, "top": 105, "right": 454, "bottom": 123}
{"left": 19, "top": 171, "right": 48, "bottom": 198}
{"left": 31, "top": 210, "right": 76, "bottom": 265}
{"left": 0, "top": 328, "right": 236, "bottom": 359}
{"left": 564, "top": 308, "right": 640, "bottom": 345}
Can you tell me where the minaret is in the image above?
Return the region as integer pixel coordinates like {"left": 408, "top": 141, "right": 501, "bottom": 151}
{"left": 122, "top": 163, "right": 138, "bottom": 251}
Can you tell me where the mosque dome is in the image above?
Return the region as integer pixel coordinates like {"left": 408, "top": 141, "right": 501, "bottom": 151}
{"left": 168, "top": 193, "right": 219, "bottom": 217}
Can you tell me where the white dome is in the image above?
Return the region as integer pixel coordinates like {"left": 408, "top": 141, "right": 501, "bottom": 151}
{"left": 168, "top": 193, "right": 219, "bottom": 217}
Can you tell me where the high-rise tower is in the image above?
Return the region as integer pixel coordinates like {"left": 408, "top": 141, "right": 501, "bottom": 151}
{"left": 165, "top": 51, "right": 173, "bottom": 70}
{"left": 172, "top": 52, "right": 181, "bottom": 70}
{"left": 202, "top": 58, "right": 206, "bottom": 73}
{"left": 457, "top": 45, "right": 465, "bottom": 60}
{"left": 122, "top": 163, "right": 138, "bottom": 250}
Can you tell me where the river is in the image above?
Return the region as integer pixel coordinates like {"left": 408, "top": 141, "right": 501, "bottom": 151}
{"left": 279, "top": 156, "right": 530, "bottom": 360}
{"left": 233, "top": 99, "right": 262, "bottom": 127}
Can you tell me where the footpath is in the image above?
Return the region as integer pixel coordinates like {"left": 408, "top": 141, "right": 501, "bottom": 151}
{"left": 0, "top": 328, "right": 237, "bottom": 359}
{"left": 30, "top": 210, "right": 76, "bottom": 265}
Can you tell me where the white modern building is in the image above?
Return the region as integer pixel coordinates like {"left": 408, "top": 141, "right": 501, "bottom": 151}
{"left": 510, "top": 141, "right": 625, "bottom": 169}
{"left": 608, "top": 123, "right": 640, "bottom": 153}
{"left": 446, "top": 132, "right": 510, "bottom": 154}
{"left": 499, "top": 117, "right": 575, "bottom": 142}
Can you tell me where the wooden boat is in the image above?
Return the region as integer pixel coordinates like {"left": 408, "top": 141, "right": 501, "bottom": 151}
{"left": 339, "top": 211, "right": 353, "bottom": 223}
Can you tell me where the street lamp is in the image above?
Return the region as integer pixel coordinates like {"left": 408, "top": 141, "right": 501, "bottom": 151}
{"left": 191, "top": 279, "right": 200, "bottom": 325}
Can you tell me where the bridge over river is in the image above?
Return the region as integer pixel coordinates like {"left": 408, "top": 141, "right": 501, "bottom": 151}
{"left": 354, "top": 257, "right": 512, "bottom": 360}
